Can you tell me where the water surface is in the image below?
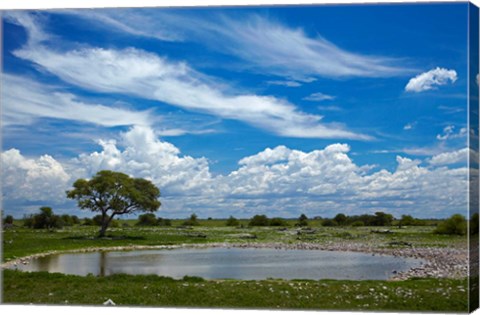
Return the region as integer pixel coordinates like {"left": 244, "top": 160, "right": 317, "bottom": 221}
{"left": 14, "top": 247, "right": 423, "bottom": 280}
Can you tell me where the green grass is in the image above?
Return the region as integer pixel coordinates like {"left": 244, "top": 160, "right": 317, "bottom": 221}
{"left": 1, "top": 223, "right": 469, "bottom": 311}
{"left": 2, "top": 224, "right": 466, "bottom": 262}
{"left": 2, "top": 270, "right": 468, "bottom": 311}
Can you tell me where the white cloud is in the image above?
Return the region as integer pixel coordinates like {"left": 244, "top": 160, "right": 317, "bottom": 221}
{"left": 9, "top": 12, "right": 370, "bottom": 140}
{"left": 2, "top": 129, "right": 468, "bottom": 218}
{"left": 61, "top": 9, "right": 182, "bottom": 42}
{"left": 70, "top": 126, "right": 215, "bottom": 196}
{"left": 403, "top": 122, "right": 416, "bottom": 130}
{"left": 2, "top": 73, "right": 152, "bottom": 127}
{"left": 303, "top": 92, "right": 335, "bottom": 102}
{"left": 57, "top": 10, "right": 412, "bottom": 80}
{"left": 266, "top": 80, "right": 302, "bottom": 87}
{"left": 202, "top": 15, "right": 411, "bottom": 80}
{"left": 436, "top": 125, "right": 467, "bottom": 141}
{"left": 405, "top": 67, "right": 457, "bottom": 92}
{"left": 428, "top": 148, "right": 469, "bottom": 166}
{"left": 1, "top": 149, "right": 70, "bottom": 202}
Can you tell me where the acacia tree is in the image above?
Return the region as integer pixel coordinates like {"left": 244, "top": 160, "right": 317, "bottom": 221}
{"left": 66, "top": 170, "right": 161, "bottom": 237}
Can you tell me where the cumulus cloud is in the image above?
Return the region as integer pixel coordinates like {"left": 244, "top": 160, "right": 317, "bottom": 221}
{"left": 1, "top": 128, "right": 468, "bottom": 218}
{"left": 70, "top": 126, "right": 215, "bottom": 196}
{"left": 1, "top": 149, "right": 70, "bottom": 202}
{"left": 428, "top": 148, "right": 469, "bottom": 166}
{"left": 3, "top": 73, "right": 152, "bottom": 127}
{"left": 405, "top": 67, "right": 457, "bottom": 92}
{"left": 9, "top": 12, "right": 370, "bottom": 140}
{"left": 303, "top": 92, "right": 335, "bottom": 102}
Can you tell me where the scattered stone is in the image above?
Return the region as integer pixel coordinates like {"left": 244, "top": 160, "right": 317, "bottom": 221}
{"left": 103, "top": 299, "right": 116, "bottom": 306}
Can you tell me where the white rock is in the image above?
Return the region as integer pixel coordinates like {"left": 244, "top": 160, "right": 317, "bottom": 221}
{"left": 103, "top": 299, "right": 116, "bottom": 306}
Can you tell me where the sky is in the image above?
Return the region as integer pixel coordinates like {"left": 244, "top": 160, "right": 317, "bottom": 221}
{"left": 1, "top": 3, "right": 474, "bottom": 219}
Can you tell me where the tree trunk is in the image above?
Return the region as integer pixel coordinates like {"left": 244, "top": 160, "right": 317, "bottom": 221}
{"left": 98, "top": 213, "right": 115, "bottom": 238}
{"left": 98, "top": 223, "right": 108, "bottom": 238}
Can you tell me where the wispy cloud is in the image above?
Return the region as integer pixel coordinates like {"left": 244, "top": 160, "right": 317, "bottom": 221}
{"left": 61, "top": 8, "right": 183, "bottom": 42}
{"left": 61, "top": 9, "right": 413, "bottom": 81}
{"left": 303, "top": 92, "right": 335, "bottom": 102}
{"left": 9, "top": 12, "right": 371, "bottom": 140}
{"left": 436, "top": 125, "right": 467, "bottom": 141}
{"left": 266, "top": 80, "right": 302, "bottom": 87}
{"left": 3, "top": 73, "right": 152, "bottom": 127}
{"left": 403, "top": 121, "right": 416, "bottom": 130}
{"left": 405, "top": 67, "right": 457, "bottom": 93}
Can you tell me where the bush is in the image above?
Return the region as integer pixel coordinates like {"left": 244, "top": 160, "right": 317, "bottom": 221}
{"left": 249, "top": 215, "right": 269, "bottom": 227}
{"left": 157, "top": 217, "right": 172, "bottom": 226}
{"left": 269, "top": 217, "right": 289, "bottom": 227}
{"left": 296, "top": 214, "right": 308, "bottom": 227}
{"left": 322, "top": 219, "right": 338, "bottom": 227}
{"left": 24, "top": 207, "right": 64, "bottom": 229}
{"left": 351, "top": 221, "right": 364, "bottom": 227}
{"left": 183, "top": 213, "right": 200, "bottom": 226}
{"left": 226, "top": 216, "right": 240, "bottom": 227}
{"left": 83, "top": 218, "right": 94, "bottom": 226}
{"left": 137, "top": 213, "right": 158, "bottom": 226}
{"left": 71, "top": 215, "right": 81, "bottom": 225}
{"left": 333, "top": 213, "right": 348, "bottom": 226}
{"left": 4, "top": 215, "right": 14, "bottom": 225}
{"left": 434, "top": 214, "right": 467, "bottom": 235}
{"left": 61, "top": 214, "right": 74, "bottom": 227}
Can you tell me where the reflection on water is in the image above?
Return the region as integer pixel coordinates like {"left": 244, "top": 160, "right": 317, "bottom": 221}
{"left": 14, "top": 248, "right": 424, "bottom": 280}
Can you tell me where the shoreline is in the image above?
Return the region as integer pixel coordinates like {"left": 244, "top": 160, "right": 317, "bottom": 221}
{"left": 1, "top": 241, "right": 468, "bottom": 280}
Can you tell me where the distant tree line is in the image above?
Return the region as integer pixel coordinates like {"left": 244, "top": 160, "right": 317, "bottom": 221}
{"left": 320, "top": 212, "right": 394, "bottom": 227}
{"left": 136, "top": 213, "right": 172, "bottom": 227}
{"left": 23, "top": 207, "right": 80, "bottom": 229}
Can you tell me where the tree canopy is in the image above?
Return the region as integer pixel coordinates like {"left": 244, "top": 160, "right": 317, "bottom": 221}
{"left": 66, "top": 170, "right": 160, "bottom": 237}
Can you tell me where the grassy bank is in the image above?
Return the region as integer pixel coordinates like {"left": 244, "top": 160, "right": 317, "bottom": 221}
{"left": 2, "top": 224, "right": 466, "bottom": 262}
{"left": 2, "top": 269, "right": 468, "bottom": 311}
{"left": 1, "top": 224, "right": 469, "bottom": 311}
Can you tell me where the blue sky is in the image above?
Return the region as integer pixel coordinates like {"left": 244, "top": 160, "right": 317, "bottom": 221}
{"left": 1, "top": 3, "right": 473, "bottom": 219}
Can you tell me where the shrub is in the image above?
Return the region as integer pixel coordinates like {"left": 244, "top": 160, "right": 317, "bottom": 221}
{"left": 83, "top": 218, "right": 94, "bottom": 226}
{"left": 434, "top": 214, "right": 467, "bottom": 235}
{"left": 351, "top": 221, "right": 364, "bottom": 227}
{"left": 24, "top": 207, "right": 64, "bottom": 229}
{"left": 371, "top": 212, "right": 394, "bottom": 226}
{"left": 322, "top": 219, "right": 338, "bottom": 227}
{"left": 333, "top": 213, "right": 348, "bottom": 226}
{"left": 269, "top": 217, "right": 289, "bottom": 227}
{"left": 398, "top": 214, "right": 418, "bottom": 227}
{"left": 61, "top": 214, "right": 74, "bottom": 227}
{"left": 137, "top": 213, "right": 158, "bottom": 226}
{"left": 226, "top": 216, "right": 240, "bottom": 227}
{"left": 296, "top": 214, "right": 308, "bottom": 227}
{"left": 183, "top": 213, "right": 200, "bottom": 226}
{"left": 157, "top": 217, "right": 172, "bottom": 226}
{"left": 71, "top": 215, "right": 81, "bottom": 225}
{"left": 249, "top": 214, "right": 269, "bottom": 227}
{"left": 4, "top": 215, "right": 14, "bottom": 225}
